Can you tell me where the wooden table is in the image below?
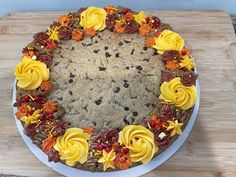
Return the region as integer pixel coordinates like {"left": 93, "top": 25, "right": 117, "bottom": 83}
{"left": 0, "top": 10, "right": 236, "bottom": 177}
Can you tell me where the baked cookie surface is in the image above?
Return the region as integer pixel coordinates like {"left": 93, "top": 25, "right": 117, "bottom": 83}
{"left": 50, "top": 30, "right": 163, "bottom": 131}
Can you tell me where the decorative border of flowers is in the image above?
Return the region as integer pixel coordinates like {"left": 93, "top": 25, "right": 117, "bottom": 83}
{"left": 13, "top": 6, "right": 198, "bottom": 172}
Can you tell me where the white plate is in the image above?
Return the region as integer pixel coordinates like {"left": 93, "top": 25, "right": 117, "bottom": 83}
{"left": 12, "top": 80, "right": 200, "bottom": 177}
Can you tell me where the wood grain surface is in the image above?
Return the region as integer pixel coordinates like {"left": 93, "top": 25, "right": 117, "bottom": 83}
{"left": 0, "top": 10, "right": 236, "bottom": 177}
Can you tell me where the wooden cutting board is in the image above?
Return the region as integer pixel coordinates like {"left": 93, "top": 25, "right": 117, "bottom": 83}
{"left": 0, "top": 10, "right": 236, "bottom": 177}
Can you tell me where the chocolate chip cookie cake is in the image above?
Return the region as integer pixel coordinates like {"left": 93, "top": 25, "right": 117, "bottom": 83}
{"left": 14, "top": 6, "right": 198, "bottom": 172}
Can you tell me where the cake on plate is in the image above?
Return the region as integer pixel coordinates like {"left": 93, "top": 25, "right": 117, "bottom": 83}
{"left": 13, "top": 6, "right": 198, "bottom": 172}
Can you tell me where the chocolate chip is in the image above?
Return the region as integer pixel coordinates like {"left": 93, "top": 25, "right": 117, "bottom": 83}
{"left": 69, "top": 91, "right": 73, "bottom": 95}
{"left": 105, "top": 52, "right": 111, "bottom": 57}
{"left": 126, "top": 66, "right": 129, "bottom": 70}
{"left": 86, "top": 43, "right": 92, "bottom": 46}
{"left": 143, "top": 58, "right": 149, "bottom": 62}
{"left": 104, "top": 46, "right": 108, "bottom": 50}
{"left": 136, "top": 65, "right": 142, "bottom": 70}
{"left": 54, "top": 62, "right": 59, "bottom": 66}
{"left": 69, "top": 79, "right": 73, "bottom": 83}
{"left": 131, "top": 49, "right": 135, "bottom": 55}
{"left": 93, "top": 49, "right": 100, "bottom": 53}
{"left": 119, "top": 42, "right": 123, "bottom": 46}
{"left": 71, "top": 46, "right": 74, "bottom": 50}
{"left": 115, "top": 53, "right": 120, "bottom": 58}
{"left": 92, "top": 121, "right": 97, "bottom": 126}
{"left": 143, "top": 46, "right": 148, "bottom": 51}
{"left": 153, "top": 51, "right": 158, "bottom": 55}
{"left": 83, "top": 105, "right": 88, "bottom": 112}
{"left": 124, "top": 39, "right": 131, "bottom": 43}
{"left": 124, "top": 82, "right": 129, "bottom": 88}
{"left": 57, "top": 97, "right": 63, "bottom": 101}
{"left": 131, "top": 117, "right": 135, "bottom": 123}
{"left": 131, "top": 96, "right": 137, "bottom": 99}
{"left": 145, "top": 103, "right": 151, "bottom": 107}
{"left": 151, "top": 103, "right": 156, "bottom": 107}
{"left": 99, "top": 66, "right": 106, "bottom": 71}
{"left": 133, "top": 112, "right": 138, "bottom": 117}
{"left": 95, "top": 99, "right": 102, "bottom": 105}
{"left": 123, "top": 117, "right": 130, "bottom": 125}
{"left": 124, "top": 107, "right": 129, "bottom": 111}
{"left": 95, "top": 40, "right": 98, "bottom": 43}
{"left": 113, "top": 87, "right": 120, "bottom": 93}
{"left": 70, "top": 72, "right": 75, "bottom": 78}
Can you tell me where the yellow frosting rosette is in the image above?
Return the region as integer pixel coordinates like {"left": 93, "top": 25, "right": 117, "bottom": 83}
{"left": 80, "top": 7, "right": 107, "bottom": 31}
{"left": 159, "top": 77, "right": 197, "bottom": 110}
{"left": 153, "top": 30, "right": 185, "bottom": 54}
{"left": 14, "top": 56, "right": 49, "bottom": 90}
{"left": 54, "top": 128, "right": 91, "bottom": 166}
{"left": 118, "top": 125, "right": 157, "bottom": 164}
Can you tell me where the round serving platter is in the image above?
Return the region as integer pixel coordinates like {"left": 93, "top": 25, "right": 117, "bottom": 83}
{"left": 12, "top": 79, "right": 200, "bottom": 177}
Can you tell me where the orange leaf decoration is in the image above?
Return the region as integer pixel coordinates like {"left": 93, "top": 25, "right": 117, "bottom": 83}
{"left": 40, "top": 80, "right": 53, "bottom": 92}
{"left": 139, "top": 23, "right": 151, "bottom": 36}
{"left": 71, "top": 29, "right": 83, "bottom": 41}
{"left": 85, "top": 28, "right": 96, "bottom": 37}
{"left": 58, "top": 14, "right": 71, "bottom": 27}
{"left": 42, "top": 135, "right": 56, "bottom": 152}
{"left": 83, "top": 127, "right": 94, "bottom": 135}
{"left": 165, "top": 60, "right": 180, "bottom": 70}
{"left": 145, "top": 37, "right": 155, "bottom": 47}
{"left": 114, "top": 22, "right": 126, "bottom": 33}
{"left": 104, "top": 6, "right": 118, "bottom": 15}
{"left": 124, "top": 12, "right": 134, "bottom": 22}
{"left": 15, "top": 103, "right": 28, "bottom": 120}
{"left": 43, "top": 101, "right": 57, "bottom": 114}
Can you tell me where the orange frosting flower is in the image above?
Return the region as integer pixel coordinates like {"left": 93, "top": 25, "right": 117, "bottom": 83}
{"left": 124, "top": 12, "right": 134, "bottom": 21}
{"left": 83, "top": 127, "right": 94, "bottom": 135}
{"left": 42, "top": 135, "right": 56, "bottom": 152}
{"left": 46, "top": 40, "right": 57, "bottom": 50}
{"left": 180, "top": 47, "right": 190, "bottom": 57}
{"left": 145, "top": 37, "right": 155, "bottom": 47}
{"left": 15, "top": 103, "right": 29, "bottom": 120}
{"left": 139, "top": 23, "right": 151, "bottom": 36}
{"left": 58, "top": 14, "right": 71, "bottom": 26}
{"left": 72, "top": 29, "right": 83, "bottom": 41}
{"left": 153, "top": 32, "right": 160, "bottom": 38}
{"left": 85, "top": 27, "right": 96, "bottom": 37}
{"left": 40, "top": 80, "right": 53, "bottom": 91}
{"left": 114, "top": 22, "right": 126, "bottom": 33}
{"left": 43, "top": 101, "right": 57, "bottom": 114}
{"left": 165, "top": 60, "right": 180, "bottom": 70}
{"left": 114, "top": 153, "right": 132, "bottom": 170}
{"left": 23, "top": 50, "right": 34, "bottom": 58}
